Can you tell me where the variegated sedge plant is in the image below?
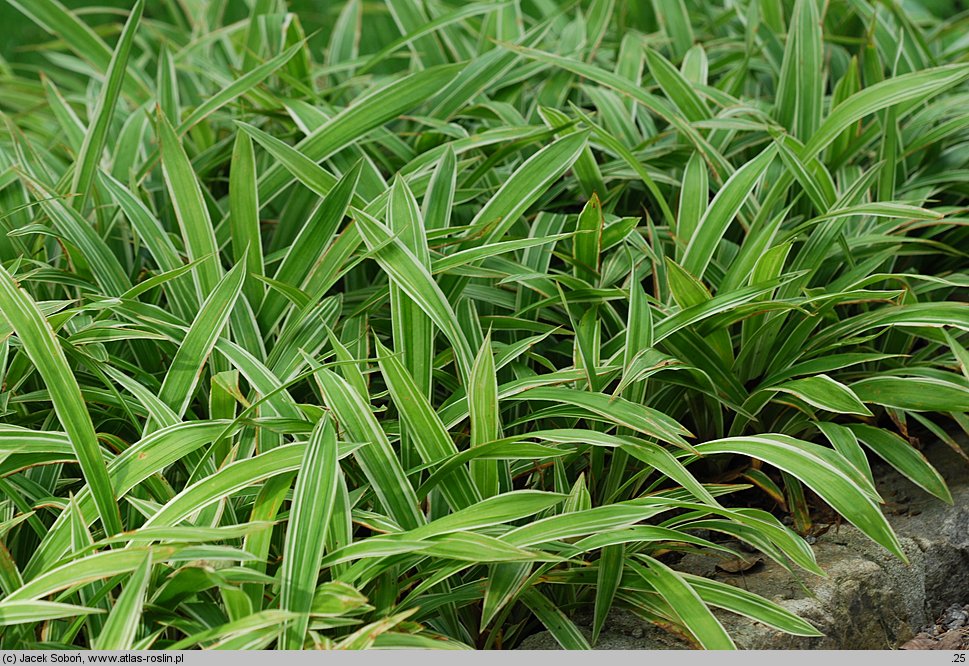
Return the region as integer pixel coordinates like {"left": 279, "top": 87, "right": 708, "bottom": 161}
{"left": 0, "top": 0, "right": 967, "bottom": 651}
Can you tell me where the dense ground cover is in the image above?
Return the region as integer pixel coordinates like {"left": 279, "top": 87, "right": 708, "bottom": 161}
{"left": 0, "top": 0, "right": 967, "bottom": 650}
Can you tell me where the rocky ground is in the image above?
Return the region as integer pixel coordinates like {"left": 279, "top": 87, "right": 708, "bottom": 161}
{"left": 900, "top": 604, "right": 969, "bottom": 650}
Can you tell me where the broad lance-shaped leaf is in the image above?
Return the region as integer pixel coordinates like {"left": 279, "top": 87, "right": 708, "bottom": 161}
{"left": 767, "top": 375, "right": 872, "bottom": 416}
{"left": 386, "top": 0, "right": 447, "bottom": 67}
{"left": 850, "top": 376, "right": 969, "bottom": 413}
{"left": 279, "top": 417, "right": 340, "bottom": 649}
{"left": 481, "top": 563, "right": 531, "bottom": 631}
{"left": 804, "top": 64, "right": 969, "bottom": 157}
{"left": 423, "top": 146, "right": 456, "bottom": 231}
{"left": 71, "top": 0, "right": 143, "bottom": 209}
{"left": 681, "top": 144, "right": 776, "bottom": 279}
{"left": 653, "top": 0, "right": 692, "bottom": 59}
{"left": 260, "top": 162, "right": 361, "bottom": 330}
{"left": 26, "top": 421, "right": 240, "bottom": 578}
{"left": 692, "top": 435, "right": 905, "bottom": 559}
{"left": 645, "top": 47, "right": 710, "bottom": 122}
{"left": 359, "top": 3, "right": 504, "bottom": 74}
{"left": 0, "top": 265, "right": 122, "bottom": 536}
{"left": 514, "top": 386, "right": 694, "bottom": 450}
{"left": 8, "top": 548, "right": 172, "bottom": 602}
{"left": 676, "top": 152, "right": 707, "bottom": 258}
{"left": 520, "top": 587, "right": 590, "bottom": 650}
{"left": 177, "top": 41, "right": 303, "bottom": 135}
{"left": 469, "top": 131, "right": 589, "bottom": 244}
{"left": 574, "top": 194, "right": 603, "bottom": 283}
{"left": 775, "top": 0, "right": 822, "bottom": 141}
{"left": 847, "top": 424, "right": 950, "bottom": 503}
{"left": 633, "top": 555, "right": 734, "bottom": 649}
{"left": 23, "top": 176, "right": 131, "bottom": 298}
{"left": 527, "top": 429, "right": 713, "bottom": 504}
{"left": 593, "top": 544, "right": 624, "bottom": 643}
{"left": 509, "top": 45, "right": 730, "bottom": 177}
{"left": 502, "top": 503, "right": 673, "bottom": 547}
{"left": 236, "top": 121, "right": 344, "bottom": 201}
{"left": 98, "top": 172, "right": 197, "bottom": 316}
{"left": 388, "top": 176, "right": 434, "bottom": 410}
{"left": 140, "top": 445, "right": 312, "bottom": 530}
{"left": 405, "top": 490, "right": 565, "bottom": 540}
{"left": 156, "top": 260, "right": 246, "bottom": 422}
{"left": 684, "top": 574, "right": 822, "bottom": 637}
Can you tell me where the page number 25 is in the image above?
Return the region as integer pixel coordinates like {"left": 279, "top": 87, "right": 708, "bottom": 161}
{"left": 954, "top": 654, "right": 966, "bottom": 663}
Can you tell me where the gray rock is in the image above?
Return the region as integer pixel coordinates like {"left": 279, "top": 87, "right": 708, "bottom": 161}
{"left": 942, "top": 606, "right": 968, "bottom": 630}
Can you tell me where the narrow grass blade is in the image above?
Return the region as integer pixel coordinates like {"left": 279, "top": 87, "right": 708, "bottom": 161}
{"left": 633, "top": 555, "right": 734, "bottom": 649}
{"left": 92, "top": 553, "right": 151, "bottom": 650}
{"left": 0, "top": 601, "right": 103, "bottom": 627}
{"left": 71, "top": 0, "right": 143, "bottom": 209}
{"left": 0, "top": 265, "right": 121, "bottom": 536}
{"left": 279, "top": 416, "right": 340, "bottom": 649}
{"left": 158, "top": 112, "right": 223, "bottom": 296}
{"left": 229, "top": 132, "right": 264, "bottom": 308}
{"left": 315, "top": 369, "right": 424, "bottom": 530}
{"left": 157, "top": 261, "right": 245, "bottom": 421}
{"left": 681, "top": 145, "right": 775, "bottom": 279}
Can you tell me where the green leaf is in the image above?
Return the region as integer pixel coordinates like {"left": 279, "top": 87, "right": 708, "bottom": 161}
{"left": 178, "top": 42, "right": 303, "bottom": 135}
{"left": 158, "top": 112, "right": 222, "bottom": 296}
{"left": 645, "top": 48, "right": 709, "bottom": 122}
{"left": 315, "top": 369, "right": 425, "bottom": 530}
{"left": 632, "top": 555, "right": 734, "bottom": 649}
{"left": 683, "top": 574, "right": 822, "bottom": 637}
{"left": 93, "top": 553, "right": 151, "bottom": 650}
{"left": 71, "top": 0, "right": 143, "bottom": 209}
{"left": 374, "top": 339, "right": 478, "bottom": 511}
{"left": 520, "top": 587, "right": 591, "bottom": 650}
{"left": 229, "top": 131, "right": 265, "bottom": 308}
{"left": 258, "top": 64, "right": 462, "bottom": 205}
{"left": 769, "top": 375, "right": 873, "bottom": 416}
{"left": 469, "top": 131, "right": 589, "bottom": 244}
{"left": 353, "top": 208, "right": 474, "bottom": 382}
{"left": 847, "top": 424, "right": 951, "bottom": 503}
{"left": 0, "top": 265, "right": 121, "bottom": 536}
{"left": 279, "top": 416, "right": 340, "bottom": 649}
{"left": 470, "top": 332, "right": 500, "bottom": 498}
{"left": 850, "top": 376, "right": 969, "bottom": 413}
{"left": 0, "top": 601, "right": 103, "bottom": 627}
{"left": 693, "top": 435, "right": 905, "bottom": 559}
{"left": 592, "top": 544, "right": 623, "bottom": 644}
{"left": 574, "top": 194, "right": 603, "bottom": 283}
{"left": 156, "top": 260, "right": 245, "bottom": 421}
{"left": 775, "top": 0, "right": 822, "bottom": 141}
{"left": 805, "top": 64, "right": 969, "bottom": 156}
{"left": 514, "top": 387, "right": 694, "bottom": 449}
{"left": 681, "top": 145, "right": 775, "bottom": 279}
